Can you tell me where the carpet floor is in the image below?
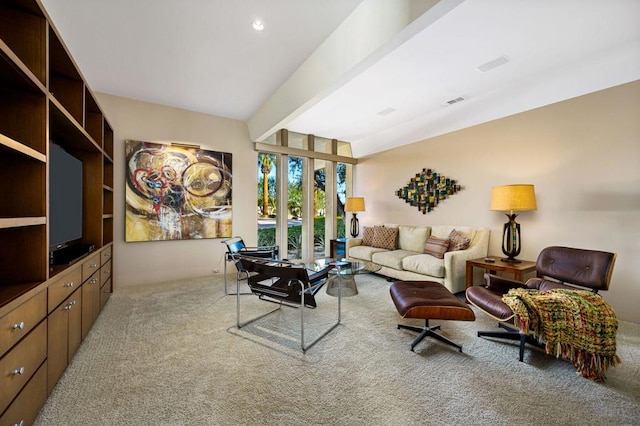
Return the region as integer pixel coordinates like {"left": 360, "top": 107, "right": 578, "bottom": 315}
{"left": 35, "top": 274, "right": 640, "bottom": 425}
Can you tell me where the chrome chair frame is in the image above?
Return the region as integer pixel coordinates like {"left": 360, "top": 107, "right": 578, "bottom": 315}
{"left": 235, "top": 255, "right": 340, "bottom": 352}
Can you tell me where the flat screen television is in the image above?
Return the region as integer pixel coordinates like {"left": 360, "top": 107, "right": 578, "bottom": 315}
{"left": 49, "top": 142, "right": 86, "bottom": 264}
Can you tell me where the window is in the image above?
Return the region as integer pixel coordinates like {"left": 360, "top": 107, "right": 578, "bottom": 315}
{"left": 256, "top": 130, "right": 357, "bottom": 260}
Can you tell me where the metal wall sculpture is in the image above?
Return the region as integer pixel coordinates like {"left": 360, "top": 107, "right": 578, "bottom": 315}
{"left": 125, "top": 140, "right": 232, "bottom": 241}
{"left": 395, "top": 168, "right": 461, "bottom": 214}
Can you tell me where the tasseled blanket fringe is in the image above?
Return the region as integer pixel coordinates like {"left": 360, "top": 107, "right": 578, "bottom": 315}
{"left": 504, "top": 288, "right": 621, "bottom": 382}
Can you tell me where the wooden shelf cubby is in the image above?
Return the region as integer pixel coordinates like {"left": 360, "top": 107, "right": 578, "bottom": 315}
{"left": 48, "top": 27, "right": 84, "bottom": 126}
{"left": 84, "top": 88, "right": 103, "bottom": 146}
{"left": 0, "top": 0, "right": 47, "bottom": 86}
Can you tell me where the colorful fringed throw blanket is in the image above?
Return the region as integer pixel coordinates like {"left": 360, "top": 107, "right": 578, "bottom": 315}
{"left": 502, "top": 288, "right": 620, "bottom": 382}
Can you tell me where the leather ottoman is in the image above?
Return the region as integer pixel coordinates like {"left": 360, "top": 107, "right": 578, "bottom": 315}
{"left": 390, "top": 281, "right": 475, "bottom": 352}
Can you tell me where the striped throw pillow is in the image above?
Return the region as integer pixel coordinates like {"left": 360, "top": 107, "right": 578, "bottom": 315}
{"left": 424, "top": 236, "right": 449, "bottom": 259}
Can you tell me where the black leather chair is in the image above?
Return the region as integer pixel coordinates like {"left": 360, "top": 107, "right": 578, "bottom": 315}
{"left": 221, "top": 236, "right": 278, "bottom": 295}
{"left": 235, "top": 255, "right": 337, "bottom": 351}
{"left": 466, "top": 246, "right": 616, "bottom": 361}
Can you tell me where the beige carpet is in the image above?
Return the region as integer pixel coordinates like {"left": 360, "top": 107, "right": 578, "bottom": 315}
{"left": 35, "top": 274, "right": 640, "bottom": 425}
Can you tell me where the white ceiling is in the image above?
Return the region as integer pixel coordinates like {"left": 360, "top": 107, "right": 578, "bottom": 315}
{"left": 40, "top": 0, "right": 364, "bottom": 119}
{"left": 40, "top": 0, "right": 640, "bottom": 158}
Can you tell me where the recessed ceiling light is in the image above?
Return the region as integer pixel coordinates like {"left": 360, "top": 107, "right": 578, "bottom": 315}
{"left": 252, "top": 20, "right": 264, "bottom": 31}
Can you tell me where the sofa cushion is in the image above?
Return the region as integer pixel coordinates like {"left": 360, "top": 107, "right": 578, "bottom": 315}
{"left": 372, "top": 226, "right": 398, "bottom": 250}
{"left": 448, "top": 229, "right": 471, "bottom": 251}
{"left": 349, "top": 245, "right": 387, "bottom": 261}
{"left": 398, "top": 225, "right": 430, "bottom": 252}
{"left": 402, "top": 254, "right": 446, "bottom": 278}
{"left": 361, "top": 226, "right": 374, "bottom": 246}
{"left": 424, "top": 236, "right": 449, "bottom": 259}
{"left": 372, "top": 250, "right": 417, "bottom": 270}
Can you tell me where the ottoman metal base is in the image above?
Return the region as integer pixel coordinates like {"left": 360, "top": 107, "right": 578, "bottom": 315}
{"left": 398, "top": 319, "right": 463, "bottom": 352}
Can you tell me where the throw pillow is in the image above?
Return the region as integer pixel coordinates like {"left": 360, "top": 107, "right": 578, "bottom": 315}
{"left": 372, "top": 226, "right": 398, "bottom": 250}
{"left": 361, "top": 226, "right": 374, "bottom": 246}
{"left": 448, "top": 229, "right": 471, "bottom": 252}
{"left": 424, "top": 236, "right": 449, "bottom": 259}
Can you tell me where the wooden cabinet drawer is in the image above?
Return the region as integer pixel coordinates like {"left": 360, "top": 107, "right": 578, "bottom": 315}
{"left": 100, "top": 246, "right": 112, "bottom": 265}
{"left": 0, "top": 290, "right": 46, "bottom": 358}
{"left": 0, "top": 360, "right": 47, "bottom": 426}
{"left": 0, "top": 320, "right": 47, "bottom": 414}
{"left": 47, "top": 267, "right": 82, "bottom": 314}
{"left": 101, "top": 260, "right": 112, "bottom": 286}
{"left": 81, "top": 253, "right": 101, "bottom": 282}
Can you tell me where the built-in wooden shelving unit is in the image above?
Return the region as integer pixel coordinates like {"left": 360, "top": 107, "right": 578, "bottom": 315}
{"left": 0, "top": 0, "right": 115, "bottom": 423}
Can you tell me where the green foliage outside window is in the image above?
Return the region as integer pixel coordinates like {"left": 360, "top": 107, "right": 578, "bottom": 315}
{"left": 257, "top": 217, "right": 346, "bottom": 254}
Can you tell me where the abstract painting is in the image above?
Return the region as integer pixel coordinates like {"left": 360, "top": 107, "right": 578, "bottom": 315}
{"left": 395, "top": 168, "right": 461, "bottom": 214}
{"left": 125, "top": 140, "right": 232, "bottom": 241}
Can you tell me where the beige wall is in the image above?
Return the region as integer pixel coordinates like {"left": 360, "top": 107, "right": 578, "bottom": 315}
{"left": 97, "top": 81, "right": 639, "bottom": 323}
{"left": 96, "top": 94, "right": 257, "bottom": 287}
{"left": 354, "top": 80, "right": 640, "bottom": 323}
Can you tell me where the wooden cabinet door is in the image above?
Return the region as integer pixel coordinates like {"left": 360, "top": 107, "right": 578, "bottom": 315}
{"left": 81, "top": 271, "right": 100, "bottom": 340}
{"left": 46, "top": 287, "right": 81, "bottom": 394}
{"left": 47, "top": 299, "right": 69, "bottom": 394}
{"left": 68, "top": 290, "right": 82, "bottom": 361}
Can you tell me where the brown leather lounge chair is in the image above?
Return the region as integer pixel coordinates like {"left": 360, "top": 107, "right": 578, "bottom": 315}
{"left": 465, "top": 246, "right": 616, "bottom": 361}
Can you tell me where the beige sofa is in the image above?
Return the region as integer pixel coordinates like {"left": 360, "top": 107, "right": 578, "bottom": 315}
{"left": 347, "top": 224, "right": 490, "bottom": 294}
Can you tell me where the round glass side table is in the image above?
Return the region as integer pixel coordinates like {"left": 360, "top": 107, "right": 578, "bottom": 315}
{"left": 308, "top": 258, "right": 380, "bottom": 297}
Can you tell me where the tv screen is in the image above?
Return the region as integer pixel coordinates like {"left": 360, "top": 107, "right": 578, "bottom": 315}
{"left": 49, "top": 143, "right": 83, "bottom": 249}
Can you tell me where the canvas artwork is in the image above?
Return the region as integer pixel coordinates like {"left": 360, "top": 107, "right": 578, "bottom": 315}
{"left": 125, "top": 140, "right": 232, "bottom": 242}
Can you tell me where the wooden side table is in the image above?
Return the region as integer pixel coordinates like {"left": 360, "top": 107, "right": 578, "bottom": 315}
{"left": 329, "top": 238, "right": 347, "bottom": 258}
{"left": 465, "top": 256, "right": 536, "bottom": 289}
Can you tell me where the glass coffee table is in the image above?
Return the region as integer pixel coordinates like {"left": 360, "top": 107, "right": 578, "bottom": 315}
{"left": 304, "top": 258, "right": 381, "bottom": 297}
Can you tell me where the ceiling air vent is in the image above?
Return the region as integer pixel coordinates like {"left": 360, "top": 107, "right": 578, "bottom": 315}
{"left": 446, "top": 96, "right": 465, "bottom": 105}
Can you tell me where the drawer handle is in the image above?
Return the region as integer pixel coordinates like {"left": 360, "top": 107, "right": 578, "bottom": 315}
{"left": 12, "top": 322, "right": 25, "bottom": 330}
{"left": 90, "top": 263, "right": 98, "bottom": 269}
{"left": 90, "top": 278, "right": 98, "bottom": 284}
{"left": 65, "top": 281, "right": 75, "bottom": 288}
{"left": 64, "top": 301, "right": 76, "bottom": 310}
{"left": 13, "top": 421, "right": 24, "bottom": 426}
{"left": 106, "top": 270, "right": 111, "bottom": 275}
{"left": 12, "top": 367, "right": 25, "bottom": 375}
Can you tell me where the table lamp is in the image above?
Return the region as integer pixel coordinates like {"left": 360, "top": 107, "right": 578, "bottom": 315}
{"left": 490, "top": 184, "right": 537, "bottom": 263}
{"left": 345, "top": 197, "right": 365, "bottom": 238}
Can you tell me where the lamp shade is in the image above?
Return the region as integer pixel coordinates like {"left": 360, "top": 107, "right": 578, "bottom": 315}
{"left": 345, "top": 197, "right": 365, "bottom": 212}
{"left": 490, "top": 184, "right": 537, "bottom": 212}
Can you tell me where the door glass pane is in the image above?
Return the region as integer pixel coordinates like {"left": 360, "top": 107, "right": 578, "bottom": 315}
{"left": 314, "top": 159, "right": 326, "bottom": 257}
{"left": 337, "top": 162, "right": 348, "bottom": 239}
{"left": 287, "top": 156, "right": 303, "bottom": 259}
{"left": 257, "top": 153, "right": 276, "bottom": 247}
